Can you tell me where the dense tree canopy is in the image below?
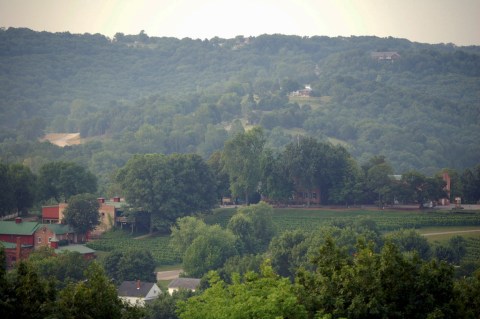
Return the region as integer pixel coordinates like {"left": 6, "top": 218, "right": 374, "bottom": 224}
{"left": 62, "top": 193, "right": 100, "bottom": 235}
{"left": 103, "top": 249, "right": 156, "bottom": 283}
{"left": 116, "top": 153, "right": 217, "bottom": 232}
{"left": 221, "top": 127, "right": 266, "bottom": 204}
{"left": 37, "top": 161, "right": 97, "bottom": 203}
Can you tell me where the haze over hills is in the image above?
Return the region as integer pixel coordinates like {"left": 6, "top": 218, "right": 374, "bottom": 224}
{"left": 0, "top": 27, "right": 479, "bottom": 181}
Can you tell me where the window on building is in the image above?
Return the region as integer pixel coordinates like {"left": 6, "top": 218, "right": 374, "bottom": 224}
{"left": 48, "top": 237, "right": 52, "bottom": 242}
{"left": 38, "top": 237, "right": 42, "bottom": 243}
{"left": 312, "top": 192, "right": 317, "bottom": 199}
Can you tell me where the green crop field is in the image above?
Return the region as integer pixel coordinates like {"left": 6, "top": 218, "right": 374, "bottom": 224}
{"left": 86, "top": 230, "right": 181, "bottom": 265}
{"left": 88, "top": 207, "right": 480, "bottom": 266}
{"left": 204, "top": 207, "right": 480, "bottom": 232}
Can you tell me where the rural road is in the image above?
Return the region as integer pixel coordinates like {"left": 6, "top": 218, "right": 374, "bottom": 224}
{"left": 422, "top": 229, "right": 480, "bottom": 236}
{"left": 156, "top": 269, "right": 182, "bottom": 281}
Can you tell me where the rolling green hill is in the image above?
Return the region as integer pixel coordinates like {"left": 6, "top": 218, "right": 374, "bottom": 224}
{"left": 1, "top": 28, "right": 479, "bottom": 184}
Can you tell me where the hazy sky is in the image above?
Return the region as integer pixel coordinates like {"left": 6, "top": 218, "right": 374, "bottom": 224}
{"left": 0, "top": 0, "right": 479, "bottom": 45}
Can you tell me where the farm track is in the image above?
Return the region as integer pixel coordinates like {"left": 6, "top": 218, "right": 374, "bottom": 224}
{"left": 421, "top": 229, "right": 480, "bottom": 236}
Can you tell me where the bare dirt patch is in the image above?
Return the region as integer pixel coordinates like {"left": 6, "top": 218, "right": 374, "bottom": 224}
{"left": 40, "top": 133, "right": 82, "bottom": 147}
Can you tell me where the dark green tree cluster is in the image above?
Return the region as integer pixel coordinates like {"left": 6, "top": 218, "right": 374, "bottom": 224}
{"left": 62, "top": 193, "right": 100, "bottom": 235}
{"left": 0, "top": 161, "right": 97, "bottom": 217}
{"left": 116, "top": 153, "right": 217, "bottom": 232}
{"left": 0, "top": 247, "right": 141, "bottom": 319}
{"left": 37, "top": 161, "right": 97, "bottom": 203}
{"left": 170, "top": 217, "right": 237, "bottom": 277}
{"left": 102, "top": 249, "right": 156, "bottom": 283}
{"left": 219, "top": 133, "right": 453, "bottom": 207}
{"left": 0, "top": 163, "right": 36, "bottom": 216}
{"left": 177, "top": 234, "right": 480, "bottom": 319}
{"left": 171, "top": 202, "right": 276, "bottom": 278}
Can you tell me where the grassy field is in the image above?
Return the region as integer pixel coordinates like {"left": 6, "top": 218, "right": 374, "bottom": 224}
{"left": 88, "top": 207, "right": 480, "bottom": 266}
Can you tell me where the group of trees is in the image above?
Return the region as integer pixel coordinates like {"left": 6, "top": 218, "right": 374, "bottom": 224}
{"left": 170, "top": 202, "right": 276, "bottom": 277}
{"left": 217, "top": 129, "right": 460, "bottom": 207}
{"left": 0, "top": 247, "right": 142, "bottom": 319}
{"left": 167, "top": 203, "right": 480, "bottom": 319}
{"left": 0, "top": 161, "right": 97, "bottom": 217}
{"left": 116, "top": 153, "right": 217, "bottom": 232}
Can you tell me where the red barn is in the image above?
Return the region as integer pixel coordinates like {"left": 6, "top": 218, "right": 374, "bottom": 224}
{"left": 0, "top": 218, "right": 39, "bottom": 246}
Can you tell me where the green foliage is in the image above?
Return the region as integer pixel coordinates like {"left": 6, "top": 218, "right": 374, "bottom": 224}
{"left": 170, "top": 217, "right": 208, "bottom": 255}
{"left": 227, "top": 202, "right": 276, "bottom": 254}
{"left": 37, "top": 161, "right": 97, "bottom": 203}
{"left": 296, "top": 238, "right": 456, "bottom": 318}
{"left": 177, "top": 262, "right": 308, "bottom": 319}
{"left": 102, "top": 249, "right": 156, "bottom": 283}
{"left": 434, "top": 235, "right": 467, "bottom": 265}
{"left": 62, "top": 193, "right": 100, "bottom": 234}
{"left": 28, "top": 248, "right": 91, "bottom": 288}
{"left": 183, "top": 225, "right": 238, "bottom": 277}
{"left": 1, "top": 261, "right": 56, "bottom": 319}
{"left": 145, "top": 290, "right": 195, "bottom": 319}
{"left": 221, "top": 127, "right": 265, "bottom": 204}
{"left": 1, "top": 30, "right": 479, "bottom": 180}
{"left": 461, "top": 164, "right": 480, "bottom": 204}
{"left": 283, "top": 137, "right": 351, "bottom": 204}
{"left": 385, "top": 229, "right": 432, "bottom": 260}
{"left": 55, "top": 262, "right": 125, "bottom": 319}
{"left": 454, "top": 270, "right": 480, "bottom": 319}
{"left": 0, "top": 163, "right": 15, "bottom": 216}
{"left": 116, "top": 153, "right": 216, "bottom": 232}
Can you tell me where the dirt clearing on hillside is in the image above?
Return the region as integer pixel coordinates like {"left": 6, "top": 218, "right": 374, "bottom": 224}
{"left": 40, "top": 133, "right": 82, "bottom": 147}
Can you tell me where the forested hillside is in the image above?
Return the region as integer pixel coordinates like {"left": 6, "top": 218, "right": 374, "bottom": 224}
{"left": 1, "top": 28, "right": 479, "bottom": 184}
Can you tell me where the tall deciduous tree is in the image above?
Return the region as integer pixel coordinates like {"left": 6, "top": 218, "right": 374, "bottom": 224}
{"left": 116, "top": 249, "right": 156, "bottom": 283}
{"left": 8, "top": 163, "right": 36, "bottom": 216}
{"left": 116, "top": 153, "right": 217, "bottom": 232}
{"left": 170, "top": 216, "right": 208, "bottom": 255}
{"left": 37, "top": 161, "right": 97, "bottom": 203}
{"left": 221, "top": 127, "right": 265, "bottom": 204}
{"left": 259, "top": 149, "right": 293, "bottom": 203}
{"left": 183, "top": 225, "right": 238, "bottom": 277}
{"left": 0, "top": 163, "right": 15, "bottom": 217}
{"left": 461, "top": 164, "right": 480, "bottom": 204}
{"left": 400, "top": 171, "right": 446, "bottom": 208}
{"left": 62, "top": 193, "right": 100, "bottom": 235}
{"left": 364, "top": 156, "right": 394, "bottom": 206}
{"left": 227, "top": 202, "right": 276, "bottom": 254}
{"left": 283, "top": 137, "right": 351, "bottom": 205}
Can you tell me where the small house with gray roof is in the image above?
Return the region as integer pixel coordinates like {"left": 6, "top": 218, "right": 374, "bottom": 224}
{"left": 117, "top": 280, "right": 161, "bottom": 306}
{"left": 168, "top": 278, "right": 201, "bottom": 295}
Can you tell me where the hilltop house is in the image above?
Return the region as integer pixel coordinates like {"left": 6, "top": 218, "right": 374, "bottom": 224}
{"left": 371, "top": 51, "right": 401, "bottom": 61}
{"left": 289, "top": 85, "right": 313, "bottom": 97}
{"left": 117, "top": 280, "right": 161, "bottom": 306}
